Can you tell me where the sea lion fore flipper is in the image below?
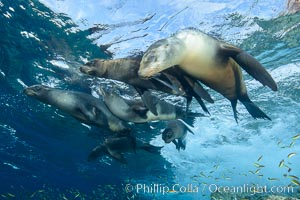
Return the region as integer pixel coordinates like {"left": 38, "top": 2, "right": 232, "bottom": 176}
{"left": 141, "top": 91, "right": 160, "bottom": 116}
{"left": 135, "top": 87, "right": 158, "bottom": 116}
{"left": 107, "top": 148, "right": 127, "bottom": 164}
{"left": 219, "top": 43, "right": 277, "bottom": 91}
{"left": 158, "top": 73, "right": 184, "bottom": 94}
{"left": 131, "top": 105, "right": 148, "bottom": 119}
{"left": 236, "top": 51, "right": 277, "bottom": 91}
{"left": 76, "top": 104, "right": 96, "bottom": 122}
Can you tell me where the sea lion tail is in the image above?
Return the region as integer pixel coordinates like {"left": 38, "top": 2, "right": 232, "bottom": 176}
{"left": 141, "top": 144, "right": 163, "bottom": 154}
{"left": 239, "top": 95, "right": 271, "bottom": 120}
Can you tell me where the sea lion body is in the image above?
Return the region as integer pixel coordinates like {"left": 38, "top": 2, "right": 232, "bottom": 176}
{"left": 88, "top": 136, "right": 162, "bottom": 164}
{"left": 80, "top": 58, "right": 184, "bottom": 95}
{"left": 24, "top": 85, "right": 130, "bottom": 133}
{"left": 162, "top": 120, "right": 194, "bottom": 150}
{"left": 173, "top": 30, "right": 246, "bottom": 100}
{"left": 139, "top": 28, "right": 278, "bottom": 121}
{"left": 100, "top": 88, "right": 202, "bottom": 123}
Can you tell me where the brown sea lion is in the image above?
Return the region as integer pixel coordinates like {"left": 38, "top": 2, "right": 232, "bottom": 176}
{"left": 138, "top": 28, "right": 278, "bottom": 121}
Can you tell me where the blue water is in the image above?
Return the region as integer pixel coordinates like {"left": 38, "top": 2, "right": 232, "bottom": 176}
{"left": 1, "top": 0, "right": 300, "bottom": 199}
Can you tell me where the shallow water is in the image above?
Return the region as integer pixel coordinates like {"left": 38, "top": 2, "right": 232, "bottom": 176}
{"left": 0, "top": 0, "right": 300, "bottom": 199}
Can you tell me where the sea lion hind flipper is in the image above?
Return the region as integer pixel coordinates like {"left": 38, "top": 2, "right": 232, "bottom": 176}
{"left": 230, "top": 99, "right": 239, "bottom": 123}
{"left": 239, "top": 95, "right": 271, "bottom": 121}
{"left": 141, "top": 143, "right": 163, "bottom": 154}
{"left": 172, "top": 140, "right": 180, "bottom": 151}
{"left": 178, "top": 139, "right": 186, "bottom": 150}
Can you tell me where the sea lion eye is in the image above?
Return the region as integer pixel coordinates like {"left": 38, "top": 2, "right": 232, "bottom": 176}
{"left": 34, "top": 86, "right": 42, "bottom": 91}
{"left": 147, "top": 54, "right": 157, "bottom": 62}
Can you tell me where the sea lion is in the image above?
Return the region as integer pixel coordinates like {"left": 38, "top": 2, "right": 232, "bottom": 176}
{"left": 24, "top": 85, "right": 130, "bottom": 133}
{"left": 138, "top": 28, "right": 278, "bottom": 121}
{"left": 162, "top": 119, "right": 194, "bottom": 151}
{"left": 80, "top": 57, "right": 213, "bottom": 114}
{"left": 88, "top": 135, "right": 162, "bottom": 164}
{"left": 80, "top": 57, "right": 183, "bottom": 95}
{"left": 99, "top": 87, "right": 204, "bottom": 123}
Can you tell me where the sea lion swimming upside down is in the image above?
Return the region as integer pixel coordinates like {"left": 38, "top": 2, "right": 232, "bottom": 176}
{"left": 138, "top": 28, "right": 278, "bottom": 121}
{"left": 99, "top": 87, "right": 204, "bottom": 123}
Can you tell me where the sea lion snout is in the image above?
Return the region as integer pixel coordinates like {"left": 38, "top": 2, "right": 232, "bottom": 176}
{"left": 162, "top": 128, "right": 174, "bottom": 143}
{"left": 80, "top": 66, "right": 96, "bottom": 75}
{"left": 138, "top": 66, "right": 160, "bottom": 79}
{"left": 23, "top": 85, "right": 48, "bottom": 97}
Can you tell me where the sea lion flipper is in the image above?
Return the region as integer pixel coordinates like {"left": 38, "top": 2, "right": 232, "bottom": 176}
{"left": 135, "top": 86, "right": 158, "bottom": 116}
{"left": 107, "top": 149, "right": 127, "bottom": 164}
{"left": 178, "top": 139, "right": 186, "bottom": 150}
{"left": 230, "top": 99, "right": 239, "bottom": 123}
{"left": 128, "top": 134, "right": 137, "bottom": 154}
{"left": 177, "top": 119, "right": 195, "bottom": 135}
{"left": 183, "top": 76, "right": 214, "bottom": 103}
{"left": 131, "top": 105, "right": 148, "bottom": 119}
{"left": 78, "top": 104, "right": 97, "bottom": 122}
{"left": 172, "top": 140, "right": 180, "bottom": 151}
{"left": 178, "top": 74, "right": 210, "bottom": 114}
{"left": 235, "top": 51, "right": 277, "bottom": 91}
{"left": 141, "top": 91, "right": 160, "bottom": 116}
{"left": 158, "top": 73, "right": 184, "bottom": 95}
{"left": 239, "top": 94, "right": 271, "bottom": 121}
{"left": 219, "top": 43, "right": 277, "bottom": 91}
{"left": 87, "top": 145, "right": 105, "bottom": 161}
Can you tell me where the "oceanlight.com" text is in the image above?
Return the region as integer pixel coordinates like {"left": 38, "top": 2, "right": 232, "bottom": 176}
{"left": 125, "top": 183, "right": 295, "bottom": 195}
